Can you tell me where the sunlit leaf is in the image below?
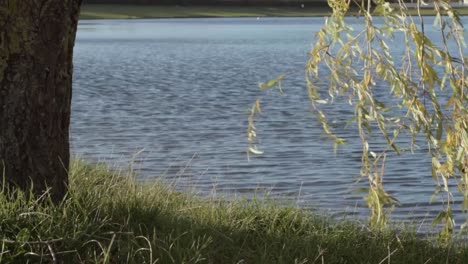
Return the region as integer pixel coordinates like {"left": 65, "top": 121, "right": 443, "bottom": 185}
{"left": 258, "top": 74, "right": 286, "bottom": 90}
{"left": 248, "top": 147, "right": 264, "bottom": 155}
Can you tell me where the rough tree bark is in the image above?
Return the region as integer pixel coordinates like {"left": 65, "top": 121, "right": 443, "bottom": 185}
{"left": 0, "top": 0, "right": 82, "bottom": 201}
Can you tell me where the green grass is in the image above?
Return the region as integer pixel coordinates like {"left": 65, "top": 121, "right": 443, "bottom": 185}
{"left": 0, "top": 160, "right": 467, "bottom": 263}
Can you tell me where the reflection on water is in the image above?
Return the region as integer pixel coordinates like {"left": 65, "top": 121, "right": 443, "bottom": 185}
{"left": 72, "top": 17, "right": 468, "bottom": 227}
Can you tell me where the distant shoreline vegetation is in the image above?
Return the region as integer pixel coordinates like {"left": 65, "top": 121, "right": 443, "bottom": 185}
{"left": 80, "top": 3, "right": 468, "bottom": 19}
{"left": 82, "top": 0, "right": 329, "bottom": 7}
{"left": 79, "top": 4, "right": 332, "bottom": 19}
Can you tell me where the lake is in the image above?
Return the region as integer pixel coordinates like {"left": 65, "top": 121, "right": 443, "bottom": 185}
{"left": 72, "top": 17, "right": 468, "bottom": 226}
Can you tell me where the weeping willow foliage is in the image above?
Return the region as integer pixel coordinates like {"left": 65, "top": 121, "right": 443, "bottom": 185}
{"left": 248, "top": 0, "right": 468, "bottom": 242}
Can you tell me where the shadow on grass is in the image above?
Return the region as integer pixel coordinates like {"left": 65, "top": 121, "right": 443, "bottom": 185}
{"left": 0, "top": 160, "right": 467, "bottom": 263}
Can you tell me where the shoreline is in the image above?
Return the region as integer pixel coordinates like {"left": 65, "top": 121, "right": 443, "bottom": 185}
{"left": 79, "top": 4, "right": 332, "bottom": 19}
{"left": 80, "top": 4, "right": 468, "bottom": 19}
{"left": 1, "top": 159, "right": 465, "bottom": 262}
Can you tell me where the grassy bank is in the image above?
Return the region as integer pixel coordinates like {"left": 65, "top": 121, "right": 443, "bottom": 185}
{"left": 0, "top": 160, "right": 467, "bottom": 263}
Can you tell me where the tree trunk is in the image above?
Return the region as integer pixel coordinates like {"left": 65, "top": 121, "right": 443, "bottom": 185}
{"left": 0, "top": 0, "right": 82, "bottom": 201}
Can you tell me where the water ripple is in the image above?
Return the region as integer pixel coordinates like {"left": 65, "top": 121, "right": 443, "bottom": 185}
{"left": 72, "top": 17, "right": 468, "bottom": 227}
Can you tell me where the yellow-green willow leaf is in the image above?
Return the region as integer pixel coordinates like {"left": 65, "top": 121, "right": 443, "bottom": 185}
{"left": 445, "top": 97, "right": 456, "bottom": 108}
{"left": 250, "top": 0, "right": 468, "bottom": 236}
{"left": 258, "top": 74, "right": 285, "bottom": 90}
{"left": 442, "top": 174, "right": 449, "bottom": 192}
{"left": 248, "top": 147, "right": 264, "bottom": 155}
{"left": 376, "top": 63, "right": 383, "bottom": 74}
{"left": 432, "top": 158, "right": 439, "bottom": 182}
{"left": 254, "top": 99, "right": 261, "bottom": 113}
{"left": 456, "top": 148, "right": 464, "bottom": 163}
{"left": 315, "top": 99, "right": 328, "bottom": 104}
{"left": 436, "top": 120, "right": 443, "bottom": 141}
{"left": 462, "top": 198, "right": 468, "bottom": 212}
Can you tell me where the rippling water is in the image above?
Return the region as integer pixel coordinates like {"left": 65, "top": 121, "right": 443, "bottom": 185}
{"left": 72, "top": 17, "right": 468, "bottom": 226}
